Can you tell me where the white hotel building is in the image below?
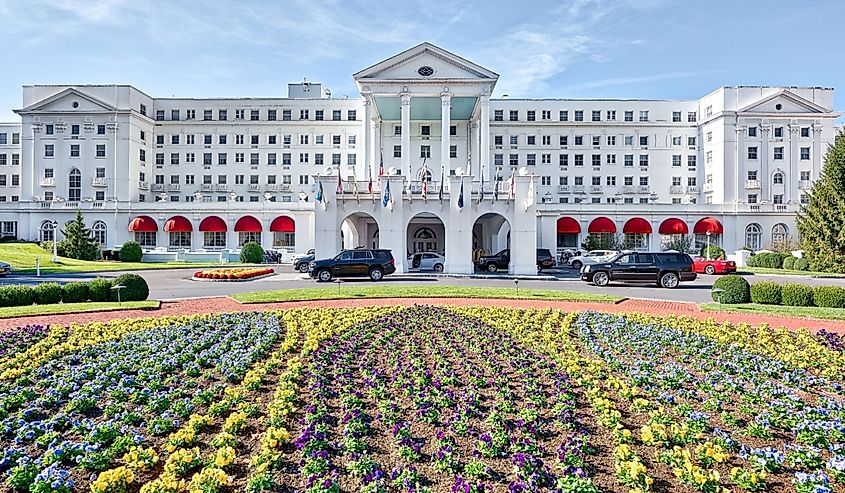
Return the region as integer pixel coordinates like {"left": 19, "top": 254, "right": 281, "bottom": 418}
{"left": 0, "top": 43, "right": 839, "bottom": 274}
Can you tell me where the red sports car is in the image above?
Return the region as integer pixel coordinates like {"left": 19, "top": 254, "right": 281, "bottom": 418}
{"left": 693, "top": 257, "right": 737, "bottom": 275}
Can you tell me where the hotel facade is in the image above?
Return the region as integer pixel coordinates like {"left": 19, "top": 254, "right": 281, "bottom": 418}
{"left": 0, "top": 43, "right": 839, "bottom": 274}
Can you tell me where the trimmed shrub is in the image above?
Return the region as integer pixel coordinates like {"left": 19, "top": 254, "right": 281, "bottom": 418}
{"left": 793, "top": 258, "right": 810, "bottom": 271}
{"left": 754, "top": 252, "right": 786, "bottom": 269}
{"left": 88, "top": 278, "right": 113, "bottom": 302}
{"left": 0, "top": 285, "right": 34, "bottom": 307}
{"left": 110, "top": 273, "right": 149, "bottom": 302}
{"left": 700, "top": 245, "right": 726, "bottom": 260}
{"left": 62, "top": 282, "right": 90, "bottom": 303}
{"left": 240, "top": 242, "right": 264, "bottom": 264}
{"left": 711, "top": 275, "right": 751, "bottom": 304}
{"left": 119, "top": 241, "right": 143, "bottom": 262}
{"left": 813, "top": 285, "right": 845, "bottom": 308}
{"left": 32, "top": 282, "right": 63, "bottom": 305}
{"left": 782, "top": 256, "right": 796, "bottom": 270}
{"left": 781, "top": 283, "right": 815, "bottom": 307}
{"left": 750, "top": 282, "right": 782, "bottom": 305}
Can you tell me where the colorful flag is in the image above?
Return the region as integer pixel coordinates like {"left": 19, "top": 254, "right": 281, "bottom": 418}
{"left": 508, "top": 169, "right": 516, "bottom": 202}
{"left": 316, "top": 181, "right": 325, "bottom": 204}
{"left": 377, "top": 152, "right": 384, "bottom": 190}
{"left": 457, "top": 180, "right": 464, "bottom": 210}
{"left": 336, "top": 172, "right": 343, "bottom": 194}
{"left": 382, "top": 179, "right": 390, "bottom": 207}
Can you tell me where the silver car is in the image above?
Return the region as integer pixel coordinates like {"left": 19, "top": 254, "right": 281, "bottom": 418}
{"left": 0, "top": 261, "right": 11, "bottom": 276}
{"left": 408, "top": 252, "right": 445, "bottom": 272}
{"left": 569, "top": 250, "right": 618, "bottom": 270}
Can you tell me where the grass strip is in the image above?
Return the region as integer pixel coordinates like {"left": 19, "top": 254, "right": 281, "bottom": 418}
{"left": 701, "top": 302, "right": 845, "bottom": 320}
{"left": 0, "top": 300, "right": 160, "bottom": 319}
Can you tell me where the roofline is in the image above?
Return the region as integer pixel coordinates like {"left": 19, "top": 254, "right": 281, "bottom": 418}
{"left": 22, "top": 84, "right": 156, "bottom": 100}
{"left": 353, "top": 41, "right": 499, "bottom": 80}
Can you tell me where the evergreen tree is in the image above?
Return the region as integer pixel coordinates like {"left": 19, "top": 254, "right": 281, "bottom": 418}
{"left": 61, "top": 210, "right": 99, "bottom": 261}
{"left": 796, "top": 128, "right": 845, "bottom": 273}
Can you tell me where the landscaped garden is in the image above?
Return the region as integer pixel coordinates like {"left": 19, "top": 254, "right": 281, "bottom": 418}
{"left": 0, "top": 305, "right": 843, "bottom": 493}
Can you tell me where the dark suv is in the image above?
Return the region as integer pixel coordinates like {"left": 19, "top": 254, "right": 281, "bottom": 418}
{"left": 309, "top": 249, "right": 396, "bottom": 282}
{"left": 580, "top": 251, "right": 696, "bottom": 288}
{"left": 475, "top": 248, "right": 557, "bottom": 273}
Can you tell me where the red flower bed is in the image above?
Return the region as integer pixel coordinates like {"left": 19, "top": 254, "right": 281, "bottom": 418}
{"left": 193, "top": 267, "right": 274, "bottom": 280}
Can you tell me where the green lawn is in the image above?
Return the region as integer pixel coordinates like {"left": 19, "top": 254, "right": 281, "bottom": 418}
{"left": 739, "top": 266, "right": 845, "bottom": 277}
{"left": 233, "top": 285, "right": 623, "bottom": 304}
{"left": 0, "top": 300, "right": 161, "bottom": 319}
{"left": 0, "top": 243, "right": 229, "bottom": 274}
{"left": 701, "top": 302, "right": 845, "bottom": 320}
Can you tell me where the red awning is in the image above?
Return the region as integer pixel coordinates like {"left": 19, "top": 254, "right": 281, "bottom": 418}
{"left": 623, "top": 217, "right": 652, "bottom": 234}
{"left": 234, "top": 216, "right": 262, "bottom": 232}
{"left": 556, "top": 217, "right": 580, "bottom": 234}
{"left": 199, "top": 216, "right": 227, "bottom": 232}
{"left": 270, "top": 216, "right": 295, "bottom": 233}
{"left": 588, "top": 217, "right": 616, "bottom": 233}
{"left": 659, "top": 218, "right": 689, "bottom": 235}
{"left": 693, "top": 217, "right": 724, "bottom": 235}
{"left": 128, "top": 215, "right": 157, "bottom": 232}
{"left": 164, "top": 215, "right": 192, "bottom": 232}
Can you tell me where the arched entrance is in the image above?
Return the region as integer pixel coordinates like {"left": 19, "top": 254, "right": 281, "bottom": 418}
{"left": 472, "top": 212, "right": 511, "bottom": 271}
{"left": 340, "top": 212, "right": 379, "bottom": 251}
{"left": 406, "top": 212, "right": 446, "bottom": 271}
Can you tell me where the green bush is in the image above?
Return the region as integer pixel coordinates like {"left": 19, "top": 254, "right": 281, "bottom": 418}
{"left": 750, "top": 282, "right": 782, "bottom": 305}
{"left": 711, "top": 275, "right": 751, "bottom": 304}
{"left": 782, "top": 256, "right": 796, "bottom": 270}
{"left": 700, "top": 245, "right": 726, "bottom": 260}
{"left": 813, "top": 285, "right": 845, "bottom": 308}
{"left": 745, "top": 254, "right": 759, "bottom": 268}
{"left": 62, "top": 282, "right": 90, "bottom": 303}
{"left": 239, "top": 242, "right": 264, "bottom": 264}
{"left": 793, "top": 258, "right": 810, "bottom": 271}
{"left": 119, "top": 241, "right": 143, "bottom": 262}
{"left": 0, "top": 285, "right": 34, "bottom": 307}
{"left": 753, "top": 252, "right": 786, "bottom": 269}
{"left": 781, "top": 283, "right": 815, "bottom": 307}
{"left": 32, "top": 282, "right": 63, "bottom": 305}
{"left": 110, "top": 273, "right": 149, "bottom": 302}
{"left": 88, "top": 278, "right": 113, "bottom": 302}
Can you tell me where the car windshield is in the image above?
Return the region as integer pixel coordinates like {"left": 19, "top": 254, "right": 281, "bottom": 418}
{"left": 495, "top": 250, "right": 508, "bottom": 256}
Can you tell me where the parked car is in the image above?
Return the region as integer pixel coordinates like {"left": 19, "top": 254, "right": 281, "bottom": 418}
{"left": 408, "top": 252, "right": 445, "bottom": 272}
{"left": 309, "top": 249, "right": 395, "bottom": 282}
{"left": 0, "top": 261, "right": 11, "bottom": 276}
{"left": 692, "top": 256, "right": 737, "bottom": 275}
{"left": 569, "top": 250, "right": 618, "bottom": 269}
{"left": 475, "top": 248, "right": 556, "bottom": 273}
{"left": 580, "top": 251, "right": 697, "bottom": 288}
{"left": 292, "top": 248, "right": 316, "bottom": 273}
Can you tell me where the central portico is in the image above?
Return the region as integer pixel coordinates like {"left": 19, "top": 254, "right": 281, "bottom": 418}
{"left": 313, "top": 43, "right": 539, "bottom": 275}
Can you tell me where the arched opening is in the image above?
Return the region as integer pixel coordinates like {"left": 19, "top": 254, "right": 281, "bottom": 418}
{"left": 773, "top": 172, "right": 784, "bottom": 185}
{"left": 745, "top": 223, "right": 762, "bottom": 251}
{"left": 472, "top": 212, "right": 511, "bottom": 271}
{"left": 772, "top": 223, "right": 789, "bottom": 249}
{"left": 658, "top": 218, "right": 689, "bottom": 251}
{"left": 693, "top": 217, "right": 723, "bottom": 251}
{"left": 586, "top": 217, "right": 617, "bottom": 250}
{"left": 556, "top": 217, "right": 580, "bottom": 254}
{"left": 40, "top": 220, "right": 55, "bottom": 242}
{"left": 622, "top": 217, "right": 651, "bottom": 251}
{"left": 340, "top": 212, "right": 379, "bottom": 251}
{"left": 234, "top": 215, "right": 262, "bottom": 246}
{"left": 270, "top": 216, "right": 295, "bottom": 251}
{"left": 92, "top": 221, "right": 107, "bottom": 246}
{"left": 128, "top": 215, "right": 157, "bottom": 248}
{"left": 68, "top": 168, "right": 81, "bottom": 202}
{"left": 164, "top": 215, "right": 192, "bottom": 249}
{"left": 407, "top": 212, "right": 445, "bottom": 271}
{"left": 199, "top": 216, "right": 227, "bottom": 249}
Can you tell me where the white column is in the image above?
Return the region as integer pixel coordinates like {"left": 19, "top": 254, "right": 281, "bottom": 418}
{"left": 372, "top": 121, "right": 381, "bottom": 181}
{"left": 812, "top": 123, "right": 824, "bottom": 181}
{"left": 760, "top": 124, "right": 771, "bottom": 201}
{"left": 735, "top": 126, "right": 746, "bottom": 205}
{"left": 440, "top": 92, "right": 452, "bottom": 177}
{"left": 470, "top": 122, "right": 480, "bottom": 177}
{"left": 363, "top": 96, "right": 372, "bottom": 182}
{"left": 788, "top": 124, "right": 800, "bottom": 203}
{"left": 479, "top": 94, "right": 490, "bottom": 180}
{"left": 400, "top": 93, "right": 411, "bottom": 178}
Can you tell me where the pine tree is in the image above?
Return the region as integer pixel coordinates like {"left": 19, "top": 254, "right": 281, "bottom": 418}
{"left": 61, "top": 210, "right": 99, "bottom": 261}
{"left": 796, "top": 128, "right": 845, "bottom": 273}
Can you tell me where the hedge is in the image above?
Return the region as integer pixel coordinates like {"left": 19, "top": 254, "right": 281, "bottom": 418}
{"left": 813, "top": 285, "right": 845, "bottom": 308}
{"left": 62, "top": 281, "right": 90, "bottom": 303}
{"left": 240, "top": 242, "right": 264, "bottom": 264}
{"left": 781, "top": 283, "right": 815, "bottom": 307}
{"left": 119, "top": 241, "right": 143, "bottom": 262}
{"left": 711, "top": 275, "right": 751, "bottom": 304}
{"left": 32, "top": 283, "right": 63, "bottom": 305}
{"left": 750, "top": 282, "right": 782, "bottom": 305}
{"left": 782, "top": 256, "right": 796, "bottom": 270}
{"left": 110, "top": 273, "right": 149, "bottom": 302}
{"left": 88, "top": 278, "right": 113, "bottom": 302}
{"left": 0, "top": 285, "right": 34, "bottom": 307}
{"left": 793, "top": 258, "right": 810, "bottom": 271}
{"left": 0, "top": 275, "right": 150, "bottom": 308}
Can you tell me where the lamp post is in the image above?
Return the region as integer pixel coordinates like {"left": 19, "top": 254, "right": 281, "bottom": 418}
{"left": 51, "top": 221, "right": 59, "bottom": 262}
{"left": 706, "top": 230, "right": 712, "bottom": 259}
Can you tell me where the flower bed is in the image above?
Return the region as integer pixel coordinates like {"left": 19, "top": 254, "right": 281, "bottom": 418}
{"left": 192, "top": 267, "right": 274, "bottom": 281}
{"left": 1, "top": 306, "right": 844, "bottom": 493}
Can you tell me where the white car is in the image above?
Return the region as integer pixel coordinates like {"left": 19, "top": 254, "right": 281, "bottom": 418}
{"left": 408, "top": 252, "right": 445, "bottom": 272}
{"left": 569, "top": 250, "right": 618, "bottom": 269}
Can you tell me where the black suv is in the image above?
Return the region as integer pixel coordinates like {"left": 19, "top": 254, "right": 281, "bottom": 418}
{"left": 309, "top": 249, "right": 396, "bottom": 282}
{"left": 580, "top": 251, "right": 696, "bottom": 288}
{"left": 475, "top": 248, "right": 557, "bottom": 273}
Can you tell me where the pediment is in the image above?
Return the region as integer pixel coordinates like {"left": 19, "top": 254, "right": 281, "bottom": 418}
{"left": 20, "top": 88, "right": 117, "bottom": 113}
{"left": 354, "top": 42, "right": 498, "bottom": 82}
{"left": 739, "top": 90, "right": 828, "bottom": 114}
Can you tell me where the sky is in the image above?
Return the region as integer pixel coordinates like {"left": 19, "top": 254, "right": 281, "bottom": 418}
{"left": 0, "top": 0, "right": 843, "bottom": 122}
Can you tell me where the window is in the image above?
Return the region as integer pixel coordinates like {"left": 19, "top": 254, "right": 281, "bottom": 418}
{"left": 559, "top": 154, "right": 568, "bottom": 166}
{"left": 606, "top": 110, "right": 616, "bottom": 121}
{"left": 494, "top": 154, "right": 503, "bottom": 166}
{"left": 747, "top": 127, "right": 757, "bottom": 137}
{"left": 801, "top": 127, "right": 810, "bottom": 138}
{"left": 801, "top": 193, "right": 809, "bottom": 204}
{"left": 639, "top": 155, "right": 649, "bottom": 167}
{"left": 203, "top": 110, "right": 213, "bottom": 121}
{"left": 509, "top": 154, "right": 519, "bottom": 166}
{"left": 672, "top": 111, "right": 681, "bottom": 122}
{"left": 420, "top": 146, "right": 430, "bottom": 159}
{"left": 543, "top": 135, "right": 551, "bottom": 146}
{"left": 607, "top": 136, "right": 616, "bottom": 146}
{"left": 801, "top": 147, "right": 810, "bottom": 160}
{"left": 139, "top": 104, "right": 147, "bottom": 116}
{"left": 773, "top": 194, "right": 784, "bottom": 204}
{"left": 672, "top": 155, "right": 681, "bottom": 167}
{"left": 96, "top": 125, "right": 105, "bottom": 135}
{"left": 70, "top": 144, "right": 80, "bottom": 157}
{"left": 218, "top": 153, "right": 227, "bottom": 165}
{"left": 46, "top": 125, "right": 54, "bottom": 135}
{"left": 639, "top": 111, "right": 649, "bottom": 122}
{"left": 494, "top": 110, "right": 503, "bottom": 121}
{"left": 251, "top": 110, "right": 260, "bottom": 121}
{"left": 527, "top": 136, "right": 536, "bottom": 145}
{"left": 672, "top": 136, "right": 681, "bottom": 146}
{"left": 298, "top": 109, "right": 309, "bottom": 120}
{"left": 774, "top": 147, "right": 784, "bottom": 160}
{"left": 96, "top": 145, "right": 106, "bottom": 158}
{"left": 624, "top": 136, "right": 633, "bottom": 146}
{"left": 591, "top": 154, "right": 601, "bottom": 166}
{"left": 527, "top": 110, "right": 536, "bottom": 121}
{"left": 706, "top": 131, "right": 712, "bottom": 142}
{"left": 509, "top": 110, "right": 519, "bottom": 121}
{"left": 172, "top": 134, "right": 181, "bottom": 145}
{"left": 706, "top": 151, "right": 713, "bottom": 163}
{"left": 687, "top": 112, "right": 696, "bottom": 122}
{"left": 541, "top": 110, "right": 551, "bottom": 120}
{"left": 541, "top": 176, "right": 551, "bottom": 186}
{"left": 592, "top": 136, "right": 600, "bottom": 146}
{"left": 574, "top": 111, "right": 583, "bottom": 122}
{"left": 639, "top": 136, "right": 648, "bottom": 146}
{"left": 450, "top": 146, "right": 458, "bottom": 159}
{"left": 186, "top": 109, "right": 195, "bottom": 120}
{"left": 314, "top": 110, "right": 323, "bottom": 121}
{"left": 421, "top": 125, "right": 431, "bottom": 136}
{"left": 282, "top": 110, "right": 291, "bottom": 121}
{"left": 299, "top": 175, "right": 309, "bottom": 185}
{"left": 332, "top": 110, "right": 341, "bottom": 121}
{"left": 747, "top": 170, "right": 758, "bottom": 181}
{"left": 623, "top": 176, "right": 633, "bottom": 186}
{"left": 745, "top": 224, "right": 762, "bottom": 250}
{"left": 624, "top": 154, "right": 634, "bottom": 167}
{"left": 559, "top": 110, "right": 568, "bottom": 121}
{"left": 68, "top": 168, "right": 81, "bottom": 201}
{"left": 606, "top": 154, "right": 616, "bottom": 165}
{"left": 773, "top": 172, "right": 784, "bottom": 185}
{"left": 639, "top": 176, "right": 649, "bottom": 186}
{"left": 574, "top": 155, "right": 584, "bottom": 166}
{"left": 774, "top": 127, "right": 783, "bottom": 138}
{"left": 218, "top": 135, "right": 227, "bottom": 145}
{"left": 574, "top": 177, "right": 584, "bottom": 185}
{"left": 268, "top": 153, "right": 277, "bottom": 165}
{"left": 747, "top": 146, "right": 758, "bottom": 159}
{"left": 748, "top": 194, "right": 758, "bottom": 204}
{"left": 44, "top": 144, "right": 54, "bottom": 157}
{"left": 592, "top": 110, "right": 601, "bottom": 122}
{"left": 688, "top": 136, "right": 696, "bottom": 146}
{"left": 606, "top": 176, "right": 616, "bottom": 186}
{"left": 251, "top": 153, "right": 259, "bottom": 165}
{"left": 347, "top": 110, "right": 356, "bottom": 121}
{"left": 672, "top": 177, "right": 682, "bottom": 186}
{"left": 687, "top": 155, "right": 697, "bottom": 167}
{"left": 156, "top": 110, "right": 165, "bottom": 121}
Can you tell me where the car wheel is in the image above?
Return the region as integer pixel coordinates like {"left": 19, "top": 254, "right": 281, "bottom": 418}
{"left": 317, "top": 269, "right": 332, "bottom": 282}
{"left": 704, "top": 265, "right": 716, "bottom": 275}
{"left": 369, "top": 268, "right": 384, "bottom": 281}
{"left": 298, "top": 263, "right": 309, "bottom": 273}
{"left": 433, "top": 263, "right": 444, "bottom": 272}
{"left": 487, "top": 264, "right": 498, "bottom": 273}
{"left": 592, "top": 271, "right": 609, "bottom": 286}
{"left": 571, "top": 260, "right": 582, "bottom": 269}
{"left": 660, "top": 272, "right": 679, "bottom": 288}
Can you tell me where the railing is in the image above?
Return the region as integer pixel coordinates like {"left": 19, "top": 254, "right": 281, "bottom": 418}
{"left": 201, "top": 184, "right": 213, "bottom": 191}
{"left": 92, "top": 178, "right": 107, "bottom": 187}
{"left": 151, "top": 184, "right": 165, "bottom": 192}
{"left": 590, "top": 185, "right": 603, "bottom": 194}
{"left": 703, "top": 183, "right": 714, "bottom": 192}
{"left": 63, "top": 201, "right": 79, "bottom": 209}
{"left": 265, "top": 184, "right": 279, "bottom": 192}
{"left": 215, "top": 184, "right": 229, "bottom": 192}
{"left": 798, "top": 180, "right": 812, "bottom": 189}
{"left": 558, "top": 185, "right": 570, "bottom": 194}
{"left": 248, "top": 184, "right": 260, "bottom": 191}
{"left": 280, "top": 184, "right": 291, "bottom": 191}
{"left": 745, "top": 180, "right": 760, "bottom": 190}
{"left": 637, "top": 185, "right": 650, "bottom": 194}
{"left": 573, "top": 185, "right": 585, "bottom": 194}
{"left": 168, "top": 184, "right": 181, "bottom": 192}
{"left": 92, "top": 201, "right": 104, "bottom": 209}
{"left": 669, "top": 185, "right": 684, "bottom": 194}
{"left": 686, "top": 186, "right": 700, "bottom": 194}
{"left": 138, "top": 181, "right": 149, "bottom": 190}
{"left": 40, "top": 178, "right": 55, "bottom": 187}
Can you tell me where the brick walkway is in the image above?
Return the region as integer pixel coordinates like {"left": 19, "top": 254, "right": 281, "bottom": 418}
{"left": 2, "top": 296, "right": 844, "bottom": 334}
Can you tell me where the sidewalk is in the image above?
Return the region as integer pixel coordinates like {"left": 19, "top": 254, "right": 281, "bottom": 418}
{"left": 2, "top": 296, "right": 844, "bottom": 334}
